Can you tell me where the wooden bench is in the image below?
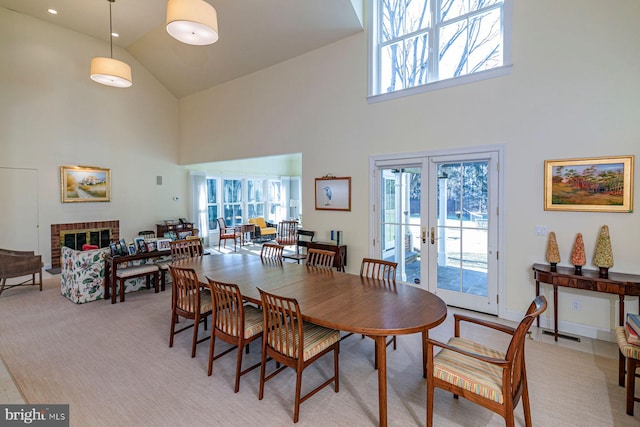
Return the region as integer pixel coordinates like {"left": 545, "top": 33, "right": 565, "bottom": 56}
{"left": 113, "top": 264, "right": 160, "bottom": 303}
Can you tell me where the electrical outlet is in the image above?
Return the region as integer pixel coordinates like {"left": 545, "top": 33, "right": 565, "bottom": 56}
{"left": 571, "top": 299, "right": 581, "bottom": 311}
{"left": 535, "top": 225, "right": 548, "bottom": 236}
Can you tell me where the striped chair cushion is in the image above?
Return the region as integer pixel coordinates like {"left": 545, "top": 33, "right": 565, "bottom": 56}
{"left": 433, "top": 336, "right": 506, "bottom": 404}
{"left": 177, "top": 290, "right": 212, "bottom": 314}
{"left": 216, "top": 305, "right": 264, "bottom": 339}
{"left": 243, "top": 305, "right": 264, "bottom": 338}
{"left": 616, "top": 326, "right": 640, "bottom": 360}
{"left": 272, "top": 322, "right": 340, "bottom": 361}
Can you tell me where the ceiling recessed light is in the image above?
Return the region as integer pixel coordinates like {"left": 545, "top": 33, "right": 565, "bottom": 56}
{"left": 111, "top": 32, "right": 119, "bottom": 38}
{"left": 47, "top": 9, "right": 58, "bottom": 15}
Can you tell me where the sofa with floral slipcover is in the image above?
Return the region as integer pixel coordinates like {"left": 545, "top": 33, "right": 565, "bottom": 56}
{"left": 60, "top": 246, "right": 170, "bottom": 304}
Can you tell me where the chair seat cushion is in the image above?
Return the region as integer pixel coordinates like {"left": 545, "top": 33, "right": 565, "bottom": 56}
{"left": 115, "top": 264, "right": 159, "bottom": 278}
{"left": 177, "top": 290, "right": 212, "bottom": 313}
{"left": 272, "top": 321, "right": 340, "bottom": 361}
{"left": 616, "top": 326, "right": 640, "bottom": 359}
{"left": 433, "top": 336, "right": 506, "bottom": 404}
{"left": 217, "top": 305, "right": 264, "bottom": 338}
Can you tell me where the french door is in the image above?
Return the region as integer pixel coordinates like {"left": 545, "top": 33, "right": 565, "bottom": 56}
{"left": 372, "top": 148, "right": 500, "bottom": 315}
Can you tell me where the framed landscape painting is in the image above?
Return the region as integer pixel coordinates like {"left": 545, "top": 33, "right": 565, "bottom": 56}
{"left": 60, "top": 166, "right": 111, "bottom": 203}
{"left": 544, "top": 156, "right": 634, "bottom": 212}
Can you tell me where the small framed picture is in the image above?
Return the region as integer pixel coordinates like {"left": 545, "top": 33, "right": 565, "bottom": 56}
{"left": 134, "top": 237, "right": 146, "bottom": 253}
{"left": 119, "top": 239, "right": 128, "bottom": 256}
{"left": 109, "top": 242, "right": 119, "bottom": 256}
{"left": 128, "top": 244, "right": 136, "bottom": 255}
{"left": 156, "top": 238, "right": 171, "bottom": 251}
{"left": 178, "top": 231, "right": 192, "bottom": 240}
{"left": 146, "top": 241, "right": 157, "bottom": 252}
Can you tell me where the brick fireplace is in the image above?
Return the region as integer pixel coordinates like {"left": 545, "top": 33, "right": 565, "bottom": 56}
{"left": 50, "top": 220, "right": 119, "bottom": 269}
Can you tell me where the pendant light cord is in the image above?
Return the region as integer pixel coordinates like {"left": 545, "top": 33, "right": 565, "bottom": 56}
{"left": 109, "top": 0, "right": 114, "bottom": 59}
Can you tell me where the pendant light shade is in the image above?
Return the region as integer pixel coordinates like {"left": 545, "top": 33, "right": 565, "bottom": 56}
{"left": 90, "top": 57, "right": 132, "bottom": 88}
{"left": 90, "top": 0, "right": 132, "bottom": 88}
{"left": 166, "top": 0, "right": 219, "bottom": 46}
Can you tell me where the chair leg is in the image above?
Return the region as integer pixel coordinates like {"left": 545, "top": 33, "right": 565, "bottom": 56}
{"left": 0, "top": 278, "right": 6, "bottom": 296}
{"left": 258, "top": 345, "right": 267, "bottom": 401}
{"left": 521, "top": 370, "right": 532, "bottom": 427}
{"left": 234, "top": 344, "right": 244, "bottom": 393}
{"left": 627, "top": 357, "right": 638, "bottom": 415}
{"left": 191, "top": 315, "right": 200, "bottom": 358}
{"left": 426, "top": 380, "right": 434, "bottom": 427}
{"left": 207, "top": 330, "right": 216, "bottom": 376}
{"left": 294, "top": 368, "right": 303, "bottom": 423}
{"left": 169, "top": 312, "right": 177, "bottom": 348}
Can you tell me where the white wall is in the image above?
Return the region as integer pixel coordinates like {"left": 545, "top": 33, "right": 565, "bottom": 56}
{"left": 0, "top": 8, "right": 186, "bottom": 267}
{"left": 178, "top": 0, "right": 640, "bottom": 337}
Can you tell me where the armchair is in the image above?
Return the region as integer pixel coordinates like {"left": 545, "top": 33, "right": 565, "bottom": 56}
{"left": 248, "top": 217, "right": 277, "bottom": 242}
{"left": 0, "top": 248, "right": 43, "bottom": 296}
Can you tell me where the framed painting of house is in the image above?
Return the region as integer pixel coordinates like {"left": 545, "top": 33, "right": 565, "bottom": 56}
{"left": 60, "top": 166, "right": 111, "bottom": 203}
{"left": 544, "top": 155, "right": 634, "bottom": 212}
{"left": 315, "top": 176, "right": 351, "bottom": 211}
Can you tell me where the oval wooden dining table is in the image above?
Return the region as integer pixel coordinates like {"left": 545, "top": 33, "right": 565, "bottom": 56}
{"left": 172, "top": 254, "right": 447, "bottom": 427}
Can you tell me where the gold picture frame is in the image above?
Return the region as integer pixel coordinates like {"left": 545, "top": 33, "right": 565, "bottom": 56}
{"left": 544, "top": 155, "right": 634, "bottom": 212}
{"left": 315, "top": 176, "right": 351, "bottom": 211}
{"left": 60, "top": 166, "right": 111, "bottom": 203}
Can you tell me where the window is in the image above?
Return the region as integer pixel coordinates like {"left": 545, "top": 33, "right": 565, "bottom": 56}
{"left": 223, "top": 179, "right": 243, "bottom": 226}
{"left": 369, "top": 0, "right": 511, "bottom": 100}
{"left": 247, "top": 179, "right": 265, "bottom": 218}
{"left": 206, "top": 178, "right": 219, "bottom": 230}
{"left": 268, "top": 180, "right": 283, "bottom": 223}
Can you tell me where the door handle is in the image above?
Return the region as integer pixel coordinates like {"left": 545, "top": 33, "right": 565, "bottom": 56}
{"left": 421, "top": 227, "right": 426, "bottom": 244}
{"left": 430, "top": 227, "right": 435, "bottom": 244}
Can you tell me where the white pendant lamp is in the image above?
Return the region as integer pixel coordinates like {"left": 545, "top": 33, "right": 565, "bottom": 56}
{"left": 166, "top": 0, "right": 219, "bottom": 46}
{"left": 90, "top": 0, "right": 132, "bottom": 88}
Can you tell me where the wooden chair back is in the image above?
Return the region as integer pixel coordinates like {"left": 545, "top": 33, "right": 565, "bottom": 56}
{"left": 504, "top": 295, "right": 548, "bottom": 393}
{"left": 168, "top": 265, "right": 203, "bottom": 316}
{"left": 170, "top": 239, "right": 203, "bottom": 261}
{"left": 360, "top": 258, "right": 397, "bottom": 281}
{"left": 296, "top": 230, "right": 315, "bottom": 253}
{"left": 306, "top": 248, "right": 335, "bottom": 269}
{"left": 259, "top": 288, "right": 304, "bottom": 360}
{"left": 276, "top": 220, "right": 299, "bottom": 246}
{"left": 209, "top": 279, "right": 245, "bottom": 339}
{"left": 260, "top": 243, "right": 284, "bottom": 262}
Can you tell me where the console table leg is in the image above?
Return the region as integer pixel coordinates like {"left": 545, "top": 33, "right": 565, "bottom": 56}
{"left": 535, "top": 280, "right": 540, "bottom": 328}
{"left": 553, "top": 285, "right": 558, "bottom": 342}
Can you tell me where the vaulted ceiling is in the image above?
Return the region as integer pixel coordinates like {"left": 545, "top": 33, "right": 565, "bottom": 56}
{"left": 0, "top": 0, "right": 364, "bottom": 98}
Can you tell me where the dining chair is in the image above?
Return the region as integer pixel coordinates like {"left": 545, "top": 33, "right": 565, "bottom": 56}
{"left": 425, "top": 295, "right": 547, "bottom": 427}
{"left": 258, "top": 288, "right": 340, "bottom": 423}
{"left": 168, "top": 265, "right": 212, "bottom": 358}
{"left": 260, "top": 243, "right": 284, "bottom": 262}
{"left": 206, "top": 278, "right": 264, "bottom": 392}
{"left": 216, "top": 217, "right": 240, "bottom": 251}
{"left": 275, "top": 220, "right": 299, "bottom": 247}
{"left": 158, "top": 239, "right": 204, "bottom": 295}
{"left": 357, "top": 258, "right": 399, "bottom": 369}
{"left": 282, "top": 229, "right": 315, "bottom": 264}
{"left": 305, "top": 248, "right": 335, "bottom": 269}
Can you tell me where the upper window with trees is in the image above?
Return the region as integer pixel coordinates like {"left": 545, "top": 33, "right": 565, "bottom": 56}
{"left": 369, "top": 0, "right": 512, "bottom": 101}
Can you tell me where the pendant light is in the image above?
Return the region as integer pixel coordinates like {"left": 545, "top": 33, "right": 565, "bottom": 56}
{"left": 90, "top": 0, "right": 132, "bottom": 88}
{"left": 166, "top": 0, "right": 219, "bottom": 46}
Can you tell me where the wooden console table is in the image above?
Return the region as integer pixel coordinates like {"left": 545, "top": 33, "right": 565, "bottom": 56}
{"left": 307, "top": 241, "right": 347, "bottom": 271}
{"left": 532, "top": 263, "right": 640, "bottom": 341}
{"left": 105, "top": 251, "right": 170, "bottom": 303}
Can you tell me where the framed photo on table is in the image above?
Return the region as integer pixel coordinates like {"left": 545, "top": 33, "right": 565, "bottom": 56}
{"left": 544, "top": 155, "right": 634, "bottom": 212}
{"left": 156, "top": 239, "right": 171, "bottom": 251}
{"left": 315, "top": 176, "right": 351, "bottom": 211}
{"left": 60, "top": 165, "right": 110, "bottom": 203}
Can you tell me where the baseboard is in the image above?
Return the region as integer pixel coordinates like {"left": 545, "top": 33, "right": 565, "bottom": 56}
{"left": 502, "top": 308, "right": 617, "bottom": 343}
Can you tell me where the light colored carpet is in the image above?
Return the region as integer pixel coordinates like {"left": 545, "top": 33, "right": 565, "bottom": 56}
{"left": 0, "top": 275, "right": 638, "bottom": 427}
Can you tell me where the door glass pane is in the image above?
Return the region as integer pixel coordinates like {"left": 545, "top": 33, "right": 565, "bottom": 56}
{"left": 436, "top": 161, "right": 488, "bottom": 295}
{"left": 380, "top": 167, "right": 421, "bottom": 284}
